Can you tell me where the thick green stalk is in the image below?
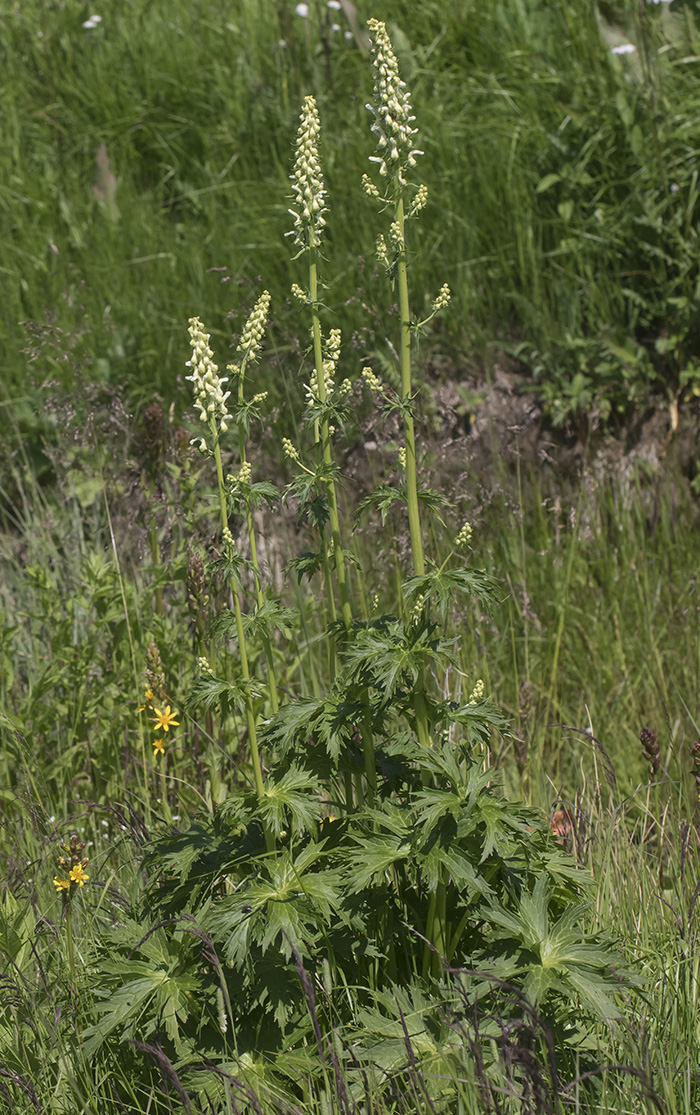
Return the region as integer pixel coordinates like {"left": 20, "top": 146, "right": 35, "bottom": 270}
{"left": 309, "top": 246, "right": 373, "bottom": 807}
{"left": 395, "top": 184, "right": 431, "bottom": 753}
{"left": 395, "top": 189, "right": 424, "bottom": 580}
{"left": 309, "top": 248, "right": 353, "bottom": 630}
{"left": 237, "top": 363, "right": 279, "bottom": 714}
{"left": 211, "top": 423, "right": 273, "bottom": 852}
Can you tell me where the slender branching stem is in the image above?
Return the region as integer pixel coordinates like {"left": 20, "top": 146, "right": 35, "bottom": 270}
{"left": 237, "top": 359, "right": 279, "bottom": 715}
{"left": 211, "top": 422, "right": 274, "bottom": 852}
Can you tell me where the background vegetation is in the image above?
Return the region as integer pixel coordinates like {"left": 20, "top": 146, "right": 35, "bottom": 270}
{"left": 2, "top": 1, "right": 700, "bottom": 1112}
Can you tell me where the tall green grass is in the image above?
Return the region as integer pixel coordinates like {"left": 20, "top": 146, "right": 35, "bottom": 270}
{"left": 3, "top": 0, "right": 700, "bottom": 433}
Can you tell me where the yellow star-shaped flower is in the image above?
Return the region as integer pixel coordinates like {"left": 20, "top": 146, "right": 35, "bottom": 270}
{"left": 53, "top": 876, "right": 70, "bottom": 891}
{"left": 150, "top": 705, "right": 179, "bottom": 732}
{"left": 69, "top": 864, "right": 89, "bottom": 887}
{"left": 153, "top": 737, "right": 165, "bottom": 757}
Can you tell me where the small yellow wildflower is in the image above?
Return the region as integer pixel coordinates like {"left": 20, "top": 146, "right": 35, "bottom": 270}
{"left": 138, "top": 687, "right": 155, "bottom": 712}
{"left": 53, "top": 877, "right": 70, "bottom": 891}
{"left": 68, "top": 863, "right": 89, "bottom": 887}
{"left": 150, "top": 705, "right": 179, "bottom": 733}
{"left": 153, "top": 737, "right": 165, "bottom": 757}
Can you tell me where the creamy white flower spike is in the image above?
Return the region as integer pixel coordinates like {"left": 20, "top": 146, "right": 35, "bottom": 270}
{"left": 366, "top": 19, "right": 423, "bottom": 185}
{"left": 237, "top": 290, "right": 271, "bottom": 364}
{"left": 289, "top": 95, "right": 328, "bottom": 250}
{"left": 186, "top": 317, "right": 231, "bottom": 432}
{"left": 306, "top": 328, "right": 341, "bottom": 401}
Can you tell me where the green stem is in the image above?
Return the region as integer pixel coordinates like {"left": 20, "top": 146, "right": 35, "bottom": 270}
{"left": 211, "top": 424, "right": 273, "bottom": 853}
{"left": 237, "top": 369, "right": 279, "bottom": 715}
{"left": 395, "top": 188, "right": 424, "bottom": 580}
{"left": 103, "top": 488, "right": 151, "bottom": 824}
{"left": 309, "top": 249, "right": 353, "bottom": 630}
{"left": 149, "top": 503, "right": 163, "bottom": 617}
{"left": 395, "top": 182, "right": 430, "bottom": 751}
{"left": 65, "top": 898, "right": 76, "bottom": 984}
{"left": 309, "top": 245, "right": 374, "bottom": 806}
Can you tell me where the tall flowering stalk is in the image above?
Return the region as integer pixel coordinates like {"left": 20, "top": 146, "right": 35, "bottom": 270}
{"left": 186, "top": 319, "right": 273, "bottom": 848}
{"left": 365, "top": 19, "right": 450, "bottom": 759}
{"left": 228, "top": 291, "right": 279, "bottom": 715}
{"left": 288, "top": 95, "right": 376, "bottom": 807}
{"left": 289, "top": 96, "right": 353, "bottom": 633}
{"left": 366, "top": 19, "right": 453, "bottom": 970}
{"left": 365, "top": 17, "right": 426, "bottom": 579}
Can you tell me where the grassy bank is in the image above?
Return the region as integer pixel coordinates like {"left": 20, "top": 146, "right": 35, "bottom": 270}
{"left": 2, "top": 4, "right": 700, "bottom": 1113}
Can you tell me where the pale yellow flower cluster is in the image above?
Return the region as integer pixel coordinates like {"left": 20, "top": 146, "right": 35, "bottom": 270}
{"left": 289, "top": 95, "right": 327, "bottom": 249}
{"left": 366, "top": 18, "right": 423, "bottom": 184}
{"left": 186, "top": 317, "right": 231, "bottom": 433}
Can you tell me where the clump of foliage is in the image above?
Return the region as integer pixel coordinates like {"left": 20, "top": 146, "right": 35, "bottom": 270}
{"left": 69, "top": 22, "right": 632, "bottom": 1109}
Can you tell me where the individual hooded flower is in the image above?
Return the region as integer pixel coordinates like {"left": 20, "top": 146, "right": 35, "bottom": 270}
{"left": 366, "top": 19, "right": 423, "bottom": 184}
{"left": 186, "top": 318, "right": 232, "bottom": 432}
{"left": 288, "top": 95, "right": 328, "bottom": 250}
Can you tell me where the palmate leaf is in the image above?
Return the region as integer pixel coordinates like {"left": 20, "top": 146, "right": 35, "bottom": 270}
{"left": 203, "top": 844, "right": 344, "bottom": 967}
{"left": 242, "top": 599, "right": 299, "bottom": 640}
{"left": 83, "top": 947, "right": 203, "bottom": 1058}
{"left": 261, "top": 691, "right": 360, "bottom": 761}
{"left": 257, "top": 764, "right": 323, "bottom": 838}
{"left": 261, "top": 696, "right": 324, "bottom": 755}
{"left": 439, "top": 698, "right": 510, "bottom": 741}
{"left": 482, "top": 875, "right": 624, "bottom": 1018}
{"left": 345, "top": 833, "right": 412, "bottom": 892}
{"left": 354, "top": 484, "right": 406, "bottom": 525}
{"left": 186, "top": 672, "right": 254, "bottom": 718}
{"left": 404, "top": 566, "right": 499, "bottom": 622}
{"left": 342, "top": 618, "right": 452, "bottom": 698}
{"left": 286, "top": 549, "right": 325, "bottom": 583}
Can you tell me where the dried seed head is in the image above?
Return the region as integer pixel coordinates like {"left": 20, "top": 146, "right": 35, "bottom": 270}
{"left": 289, "top": 95, "right": 327, "bottom": 249}
{"left": 691, "top": 740, "right": 700, "bottom": 797}
{"left": 186, "top": 553, "right": 209, "bottom": 615}
{"left": 640, "top": 726, "right": 660, "bottom": 775}
{"left": 366, "top": 19, "right": 423, "bottom": 185}
{"left": 143, "top": 401, "right": 165, "bottom": 457}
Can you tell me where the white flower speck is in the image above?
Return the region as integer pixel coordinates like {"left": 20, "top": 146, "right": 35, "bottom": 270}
{"left": 295, "top": 3, "right": 309, "bottom": 15}
{"left": 82, "top": 14, "right": 102, "bottom": 29}
{"left": 611, "top": 43, "right": 636, "bottom": 55}
{"left": 328, "top": 0, "right": 341, "bottom": 8}
{"left": 344, "top": 31, "right": 352, "bottom": 40}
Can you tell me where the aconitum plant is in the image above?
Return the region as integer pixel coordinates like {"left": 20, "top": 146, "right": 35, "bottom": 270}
{"left": 90, "top": 19, "right": 632, "bottom": 1099}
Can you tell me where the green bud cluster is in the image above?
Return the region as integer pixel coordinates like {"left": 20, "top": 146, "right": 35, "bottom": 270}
{"left": 432, "top": 283, "right": 452, "bottom": 313}
{"left": 283, "top": 437, "right": 300, "bottom": 462}
{"left": 409, "top": 183, "right": 429, "bottom": 216}
{"left": 468, "top": 679, "right": 485, "bottom": 705}
{"left": 456, "top": 521, "right": 473, "bottom": 548}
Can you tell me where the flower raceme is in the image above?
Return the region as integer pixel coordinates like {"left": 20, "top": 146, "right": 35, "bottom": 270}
{"left": 288, "top": 94, "right": 327, "bottom": 250}
{"left": 366, "top": 18, "right": 423, "bottom": 184}
{"left": 186, "top": 317, "right": 232, "bottom": 434}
